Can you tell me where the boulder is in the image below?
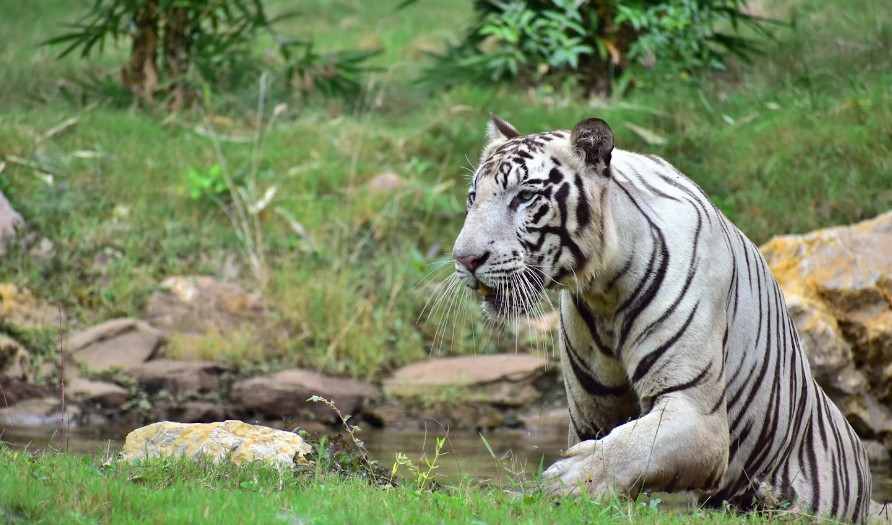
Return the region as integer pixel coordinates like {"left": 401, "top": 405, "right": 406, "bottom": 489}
{"left": 383, "top": 354, "right": 556, "bottom": 406}
{"left": 231, "top": 369, "right": 376, "bottom": 423}
{"left": 66, "top": 318, "right": 165, "bottom": 373}
{"left": 142, "top": 276, "right": 264, "bottom": 335}
{"left": 67, "top": 378, "right": 129, "bottom": 408}
{"left": 148, "top": 401, "right": 235, "bottom": 424}
{"left": 520, "top": 407, "right": 571, "bottom": 436}
{"left": 0, "top": 374, "right": 47, "bottom": 405}
{"left": 761, "top": 211, "right": 892, "bottom": 443}
{"left": 127, "top": 359, "right": 229, "bottom": 395}
{"left": 0, "top": 189, "right": 23, "bottom": 256}
{"left": 119, "top": 420, "right": 312, "bottom": 468}
{"left": 0, "top": 334, "right": 31, "bottom": 381}
{"left": 0, "top": 396, "right": 79, "bottom": 426}
{"left": 0, "top": 283, "right": 59, "bottom": 329}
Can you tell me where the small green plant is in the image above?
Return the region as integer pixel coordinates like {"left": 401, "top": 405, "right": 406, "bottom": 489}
{"left": 390, "top": 436, "right": 447, "bottom": 492}
{"left": 185, "top": 164, "right": 227, "bottom": 201}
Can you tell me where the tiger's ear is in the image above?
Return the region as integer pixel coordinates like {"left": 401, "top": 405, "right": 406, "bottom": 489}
{"left": 570, "top": 118, "right": 614, "bottom": 175}
{"left": 487, "top": 113, "right": 520, "bottom": 142}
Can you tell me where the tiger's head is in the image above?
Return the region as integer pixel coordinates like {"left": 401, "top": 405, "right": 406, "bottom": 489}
{"left": 452, "top": 115, "right": 615, "bottom": 318}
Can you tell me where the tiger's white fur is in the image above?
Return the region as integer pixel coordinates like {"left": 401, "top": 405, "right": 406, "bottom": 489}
{"left": 452, "top": 116, "right": 871, "bottom": 522}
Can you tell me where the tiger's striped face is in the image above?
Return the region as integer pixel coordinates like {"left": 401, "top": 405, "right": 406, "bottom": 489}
{"left": 452, "top": 116, "right": 613, "bottom": 318}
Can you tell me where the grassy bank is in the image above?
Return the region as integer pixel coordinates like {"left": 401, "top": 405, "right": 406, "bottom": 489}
{"left": 0, "top": 0, "right": 890, "bottom": 379}
{"left": 0, "top": 445, "right": 804, "bottom": 524}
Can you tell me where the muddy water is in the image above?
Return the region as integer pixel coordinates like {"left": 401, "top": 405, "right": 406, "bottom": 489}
{"left": 3, "top": 425, "right": 891, "bottom": 502}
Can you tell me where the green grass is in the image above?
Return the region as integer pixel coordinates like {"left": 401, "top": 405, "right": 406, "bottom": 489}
{"left": 0, "top": 0, "right": 890, "bottom": 379}
{"left": 0, "top": 445, "right": 807, "bottom": 524}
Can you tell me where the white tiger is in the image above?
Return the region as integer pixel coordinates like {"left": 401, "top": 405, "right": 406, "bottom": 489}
{"left": 451, "top": 115, "right": 872, "bottom": 522}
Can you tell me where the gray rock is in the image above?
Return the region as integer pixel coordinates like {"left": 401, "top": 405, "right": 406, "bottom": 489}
{"left": 232, "top": 369, "right": 376, "bottom": 423}
{"left": 66, "top": 318, "right": 165, "bottom": 372}
{"left": 0, "top": 396, "right": 79, "bottom": 426}
{"left": 127, "top": 359, "right": 229, "bottom": 395}
{"left": 383, "top": 354, "right": 556, "bottom": 406}
{"left": 0, "top": 189, "right": 23, "bottom": 256}
{"left": 0, "top": 334, "right": 31, "bottom": 381}
{"left": 67, "top": 378, "right": 129, "bottom": 408}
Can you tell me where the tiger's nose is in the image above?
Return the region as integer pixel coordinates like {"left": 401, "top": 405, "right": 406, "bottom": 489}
{"left": 454, "top": 252, "right": 489, "bottom": 273}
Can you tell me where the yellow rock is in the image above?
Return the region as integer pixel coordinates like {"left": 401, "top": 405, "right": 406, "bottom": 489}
{"left": 0, "top": 283, "right": 60, "bottom": 328}
{"left": 120, "top": 420, "right": 312, "bottom": 468}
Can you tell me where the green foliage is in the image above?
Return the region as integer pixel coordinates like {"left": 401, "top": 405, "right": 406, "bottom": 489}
{"left": 390, "top": 436, "right": 447, "bottom": 491}
{"left": 420, "top": 0, "right": 777, "bottom": 91}
{"left": 44, "top": 0, "right": 379, "bottom": 107}
{"left": 185, "top": 164, "right": 227, "bottom": 201}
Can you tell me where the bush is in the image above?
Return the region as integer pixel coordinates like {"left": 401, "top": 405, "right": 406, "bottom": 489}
{"left": 419, "top": 0, "right": 777, "bottom": 93}
{"left": 46, "top": 0, "right": 379, "bottom": 108}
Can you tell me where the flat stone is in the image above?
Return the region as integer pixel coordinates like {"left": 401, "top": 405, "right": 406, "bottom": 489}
{"left": 66, "top": 318, "right": 165, "bottom": 372}
{"left": 67, "top": 378, "right": 129, "bottom": 408}
{"left": 143, "top": 276, "right": 264, "bottom": 334}
{"left": 521, "top": 407, "right": 571, "bottom": 436}
{"left": 232, "top": 369, "right": 376, "bottom": 423}
{"left": 127, "top": 359, "right": 229, "bottom": 395}
{"left": 383, "top": 354, "right": 554, "bottom": 406}
{"left": 120, "top": 420, "right": 312, "bottom": 468}
{"left": 0, "top": 334, "right": 31, "bottom": 381}
{"left": 0, "top": 396, "right": 79, "bottom": 426}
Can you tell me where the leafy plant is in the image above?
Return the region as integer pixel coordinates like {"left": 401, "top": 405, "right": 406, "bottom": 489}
{"left": 45, "top": 0, "right": 380, "bottom": 107}
{"left": 416, "top": 0, "right": 779, "bottom": 93}
{"left": 390, "top": 436, "right": 447, "bottom": 491}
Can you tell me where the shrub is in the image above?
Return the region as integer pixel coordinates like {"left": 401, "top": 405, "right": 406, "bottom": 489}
{"left": 418, "top": 0, "right": 777, "bottom": 93}
{"left": 46, "top": 0, "right": 379, "bottom": 108}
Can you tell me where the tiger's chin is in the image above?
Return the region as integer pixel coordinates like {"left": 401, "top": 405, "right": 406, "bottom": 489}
{"left": 478, "top": 285, "right": 544, "bottom": 319}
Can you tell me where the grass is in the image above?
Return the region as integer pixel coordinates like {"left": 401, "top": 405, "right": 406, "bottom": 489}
{"left": 0, "top": 0, "right": 890, "bottom": 380}
{"left": 0, "top": 444, "right": 812, "bottom": 524}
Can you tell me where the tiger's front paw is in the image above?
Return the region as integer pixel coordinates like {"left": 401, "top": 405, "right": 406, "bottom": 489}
{"left": 541, "top": 440, "right": 611, "bottom": 497}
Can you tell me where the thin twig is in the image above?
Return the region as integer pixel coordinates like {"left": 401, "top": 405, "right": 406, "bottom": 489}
{"left": 57, "top": 301, "right": 68, "bottom": 451}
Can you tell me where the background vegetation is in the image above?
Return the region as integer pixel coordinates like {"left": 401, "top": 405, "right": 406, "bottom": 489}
{"left": 0, "top": 0, "right": 890, "bottom": 382}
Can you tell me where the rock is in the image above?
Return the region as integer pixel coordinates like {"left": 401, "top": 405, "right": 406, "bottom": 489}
{"left": 143, "top": 276, "right": 264, "bottom": 335}
{"left": 0, "top": 396, "right": 79, "bottom": 426}
{"left": 383, "top": 354, "right": 555, "bottom": 406}
{"left": 0, "top": 283, "right": 60, "bottom": 329}
{"left": 127, "top": 359, "right": 229, "bottom": 395}
{"left": 761, "top": 211, "right": 892, "bottom": 444}
{"left": 149, "top": 401, "right": 234, "bottom": 423}
{"left": 520, "top": 407, "right": 571, "bottom": 436}
{"left": 862, "top": 440, "right": 891, "bottom": 464}
{"left": 67, "top": 378, "right": 129, "bottom": 408}
{"left": 232, "top": 369, "right": 376, "bottom": 423}
{"left": 366, "top": 172, "right": 404, "bottom": 194}
{"left": 66, "top": 318, "right": 165, "bottom": 373}
{"left": 0, "top": 189, "right": 24, "bottom": 256}
{"left": 119, "top": 420, "right": 312, "bottom": 468}
{"left": 0, "top": 374, "right": 47, "bottom": 405}
{"left": 0, "top": 334, "right": 31, "bottom": 381}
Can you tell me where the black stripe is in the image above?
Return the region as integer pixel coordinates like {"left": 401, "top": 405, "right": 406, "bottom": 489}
{"left": 560, "top": 313, "right": 628, "bottom": 397}
{"left": 631, "top": 302, "right": 699, "bottom": 383}
{"left": 649, "top": 361, "right": 711, "bottom": 400}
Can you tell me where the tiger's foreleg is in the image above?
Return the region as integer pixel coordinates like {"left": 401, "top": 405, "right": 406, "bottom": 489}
{"left": 541, "top": 392, "right": 729, "bottom": 499}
